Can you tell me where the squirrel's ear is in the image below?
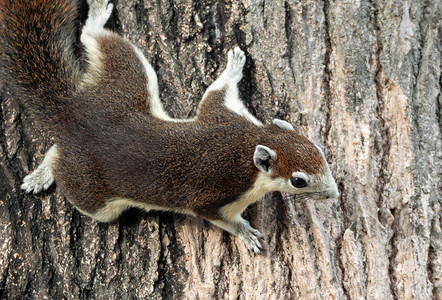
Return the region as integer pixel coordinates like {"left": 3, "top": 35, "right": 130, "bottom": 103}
{"left": 254, "top": 145, "right": 277, "bottom": 173}
{"left": 272, "top": 119, "right": 294, "bottom": 130}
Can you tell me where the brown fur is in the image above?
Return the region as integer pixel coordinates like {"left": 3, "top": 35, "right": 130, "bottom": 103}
{"left": 197, "top": 90, "right": 235, "bottom": 124}
{"left": 85, "top": 34, "right": 151, "bottom": 116}
{"left": 54, "top": 100, "right": 265, "bottom": 219}
{"left": 264, "top": 126, "right": 326, "bottom": 178}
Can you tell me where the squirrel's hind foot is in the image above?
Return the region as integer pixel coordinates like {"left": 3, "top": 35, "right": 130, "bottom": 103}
{"left": 21, "top": 145, "right": 58, "bottom": 194}
{"left": 85, "top": 0, "right": 114, "bottom": 29}
{"left": 226, "top": 47, "right": 246, "bottom": 83}
{"left": 21, "top": 164, "right": 55, "bottom": 194}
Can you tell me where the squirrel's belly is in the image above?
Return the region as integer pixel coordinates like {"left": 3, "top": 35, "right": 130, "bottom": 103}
{"left": 74, "top": 197, "right": 196, "bottom": 223}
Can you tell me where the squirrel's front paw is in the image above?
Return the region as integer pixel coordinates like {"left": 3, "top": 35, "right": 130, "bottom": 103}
{"left": 226, "top": 47, "right": 246, "bottom": 81}
{"left": 237, "top": 221, "right": 264, "bottom": 253}
{"left": 21, "top": 165, "right": 54, "bottom": 194}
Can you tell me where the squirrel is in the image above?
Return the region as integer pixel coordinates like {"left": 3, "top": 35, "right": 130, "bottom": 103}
{"left": 0, "top": 0, "right": 339, "bottom": 253}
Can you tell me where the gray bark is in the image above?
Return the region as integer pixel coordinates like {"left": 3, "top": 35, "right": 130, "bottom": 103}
{"left": 0, "top": 0, "right": 440, "bottom": 299}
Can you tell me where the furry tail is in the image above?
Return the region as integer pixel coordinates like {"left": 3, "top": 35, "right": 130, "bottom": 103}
{"left": 0, "top": 0, "right": 80, "bottom": 131}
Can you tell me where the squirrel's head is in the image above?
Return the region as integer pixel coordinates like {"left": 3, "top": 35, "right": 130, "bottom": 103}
{"left": 254, "top": 119, "right": 339, "bottom": 200}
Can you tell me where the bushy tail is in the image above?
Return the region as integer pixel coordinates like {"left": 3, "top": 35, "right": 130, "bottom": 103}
{"left": 0, "top": 0, "right": 81, "bottom": 132}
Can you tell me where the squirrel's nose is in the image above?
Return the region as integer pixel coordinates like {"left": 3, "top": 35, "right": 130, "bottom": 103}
{"left": 326, "top": 186, "right": 340, "bottom": 199}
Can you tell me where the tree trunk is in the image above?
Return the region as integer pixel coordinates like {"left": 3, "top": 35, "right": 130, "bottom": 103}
{"left": 0, "top": 0, "right": 440, "bottom": 299}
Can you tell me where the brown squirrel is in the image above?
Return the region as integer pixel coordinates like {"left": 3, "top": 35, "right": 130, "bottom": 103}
{"left": 0, "top": 0, "right": 339, "bottom": 253}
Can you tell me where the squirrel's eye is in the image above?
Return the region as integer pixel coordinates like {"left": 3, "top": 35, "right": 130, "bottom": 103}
{"left": 291, "top": 177, "right": 308, "bottom": 188}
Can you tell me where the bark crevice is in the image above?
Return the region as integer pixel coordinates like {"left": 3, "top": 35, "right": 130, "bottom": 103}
{"left": 370, "top": 0, "right": 392, "bottom": 232}
{"left": 153, "top": 214, "right": 167, "bottom": 298}
{"left": 283, "top": 1, "right": 296, "bottom": 84}
{"left": 321, "top": 0, "right": 333, "bottom": 161}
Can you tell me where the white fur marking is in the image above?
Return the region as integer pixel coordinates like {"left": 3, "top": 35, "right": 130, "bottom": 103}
{"left": 81, "top": 197, "right": 196, "bottom": 223}
{"left": 132, "top": 45, "right": 194, "bottom": 122}
{"left": 131, "top": 46, "right": 195, "bottom": 122}
{"left": 290, "top": 172, "right": 311, "bottom": 185}
{"left": 223, "top": 87, "right": 263, "bottom": 126}
{"left": 272, "top": 119, "right": 294, "bottom": 130}
{"left": 219, "top": 172, "right": 286, "bottom": 221}
{"left": 80, "top": 34, "right": 104, "bottom": 86}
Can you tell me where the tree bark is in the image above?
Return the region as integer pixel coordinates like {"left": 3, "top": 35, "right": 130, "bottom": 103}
{"left": 0, "top": 0, "right": 440, "bottom": 299}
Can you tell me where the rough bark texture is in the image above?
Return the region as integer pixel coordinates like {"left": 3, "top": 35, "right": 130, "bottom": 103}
{"left": 0, "top": 0, "right": 440, "bottom": 299}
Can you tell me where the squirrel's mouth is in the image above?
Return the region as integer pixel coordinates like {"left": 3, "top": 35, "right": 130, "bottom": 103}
{"left": 303, "top": 189, "right": 340, "bottom": 200}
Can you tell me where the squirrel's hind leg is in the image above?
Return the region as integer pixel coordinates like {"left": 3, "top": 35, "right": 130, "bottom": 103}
{"left": 80, "top": 0, "right": 113, "bottom": 48}
{"left": 21, "top": 144, "right": 58, "bottom": 194}
{"left": 197, "top": 47, "right": 262, "bottom": 126}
